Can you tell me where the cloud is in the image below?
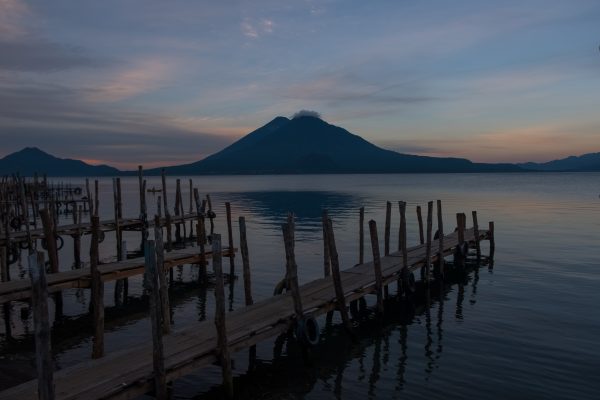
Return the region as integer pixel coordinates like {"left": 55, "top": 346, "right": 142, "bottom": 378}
{"left": 292, "top": 110, "right": 321, "bottom": 119}
{"left": 241, "top": 17, "right": 275, "bottom": 39}
{"left": 87, "top": 59, "right": 173, "bottom": 102}
{"left": 0, "top": 37, "right": 96, "bottom": 72}
{"left": 0, "top": 0, "right": 28, "bottom": 38}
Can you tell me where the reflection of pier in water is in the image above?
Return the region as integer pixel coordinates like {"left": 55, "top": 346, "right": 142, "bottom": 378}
{"left": 195, "top": 264, "right": 485, "bottom": 400}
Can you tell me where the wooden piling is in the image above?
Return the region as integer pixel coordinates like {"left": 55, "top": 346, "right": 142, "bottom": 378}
{"left": 212, "top": 234, "right": 234, "bottom": 399}
{"left": 174, "top": 179, "right": 182, "bottom": 243}
{"left": 85, "top": 179, "right": 92, "bottom": 215}
{"left": 39, "top": 210, "right": 59, "bottom": 274}
{"left": 282, "top": 215, "right": 303, "bottom": 319}
{"left": 368, "top": 220, "right": 384, "bottom": 314}
{"left": 142, "top": 240, "right": 167, "bottom": 400}
{"left": 325, "top": 218, "right": 353, "bottom": 332}
{"left": 322, "top": 210, "right": 331, "bottom": 277}
{"left": 457, "top": 213, "right": 465, "bottom": 245}
{"left": 436, "top": 200, "right": 445, "bottom": 278}
{"left": 154, "top": 216, "right": 170, "bottom": 334}
{"left": 193, "top": 189, "right": 207, "bottom": 283}
{"left": 359, "top": 207, "right": 364, "bottom": 265}
{"left": 28, "top": 251, "right": 55, "bottom": 400}
{"left": 424, "top": 201, "right": 433, "bottom": 285}
{"left": 472, "top": 211, "right": 481, "bottom": 262}
{"left": 384, "top": 201, "right": 391, "bottom": 256}
{"left": 225, "top": 202, "right": 235, "bottom": 278}
{"left": 72, "top": 203, "right": 81, "bottom": 269}
{"left": 489, "top": 221, "right": 495, "bottom": 257}
{"left": 94, "top": 180, "right": 99, "bottom": 218}
{"left": 238, "top": 217, "right": 253, "bottom": 306}
{"left": 112, "top": 178, "right": 122, "bottom": 262}
{"left": 90, "top": 216, "right": 104, "bottom": 359}
{"left": 161, "top": 169, "right": 172, "bottom": 251}
{"left": 417, "top": 205, "right": 424, "bottom": 245}
{"left": 138, "top": 167, "right": 148, "bottom": 253}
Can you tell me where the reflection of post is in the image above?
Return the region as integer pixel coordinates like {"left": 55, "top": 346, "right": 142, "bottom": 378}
{"left": 436, "top": 283, "right": 444, "bottom": 360}
{"left": 455, "top": 283, "right": 465, "bottom": 320}
{"left": 424, "top": 298, "right": 434, "bottom": 378}
{"left": 368, "top": 334, "right": 382, "bottom": 397}
{"left": 395, "top": 324, "right": 408, "bottom": 392}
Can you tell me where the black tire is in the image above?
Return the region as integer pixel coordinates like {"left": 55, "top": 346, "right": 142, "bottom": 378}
{"left": 8, "top": 244, "right": 19, "bottom": 265}
{"left": 403, "top": 270, "right": 416, "bottom": 294}
{"left": 295, "top": 317, "right": 320, "bottom": 346}
{"left": 19, "top": 240, "right": 30, "bottom": 250}
{"left": 10, "top": 217, "right": 22, "bottom": 230}
{"left": 74, "top": 187, "right": 82, "bottom": 195}
{"left": 98, "top": 230, "right": 106, "bottom": 243}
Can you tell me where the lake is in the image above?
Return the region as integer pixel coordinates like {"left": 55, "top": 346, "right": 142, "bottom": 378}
{"left": 1, "top": 172, "right": 599, "bottom": 399}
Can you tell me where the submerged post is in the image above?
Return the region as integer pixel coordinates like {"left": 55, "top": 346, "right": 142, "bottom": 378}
{"left": 29, "top": 251, "right": 55, "bottom": 400}
{"left": 488, "top": 221, "right": 495, "bottom": 258}
{"left": 143, "top": 240, "right": 167, "bottom": 400}
{"left": 368, "top": 220, "right": 384, "bottom": 314}
{"left": 212, "top": 234, "right": 234, "bottom": 399}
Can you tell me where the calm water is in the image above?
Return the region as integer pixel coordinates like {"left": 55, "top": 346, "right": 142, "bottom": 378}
{"left": 1, "top": 173, "right": 599, "bottom": 399}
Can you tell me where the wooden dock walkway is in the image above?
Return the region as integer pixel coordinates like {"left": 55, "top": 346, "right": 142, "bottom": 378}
{"left": 0, "top": 245, "right": 234, "bottom": 303}
{"left": 0, "top": 226, "right": 489, "bottom": 400}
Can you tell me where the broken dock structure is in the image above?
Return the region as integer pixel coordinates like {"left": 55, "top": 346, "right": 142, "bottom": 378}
{"left": 0, "top": 184, "right": 495, "bottom": 399}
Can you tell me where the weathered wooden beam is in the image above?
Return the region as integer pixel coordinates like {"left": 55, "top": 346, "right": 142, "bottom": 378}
{"left": 90, "top": 216, "right": 104, "bottom": 359}
{"left": 472, "top": 211, "right": 481, "bottom": 262}
{"left": 424, "top": 201, "right": 433, "bottom": 285}
{"left": 384, "top": 201, "right": 391, "bottom": 256}
{"left": 322, "top": 210, "right": 331, "bottom": 277}
{"left": 212, "top": 234, "right": 234, "bottom": 399}
{"left": 282, "top": 214, "right": 303, "bottom": 319}
{"left": 359, "top": 207, "right": 364, "bottom": 265}
{"left": 39, "top": 209, "right": 59, "bottom": 274}
{"left": 154, "top": 216, "right": 170, "bottom": 334}
{"left": 368, "top": 220, "right": 384, "bottom": 314}
{"left": 325, "top": 218, "right": 353, "bottom": 332}
{"left": 436, "top": 200, "right": 445, "bottom": 279}
{"left": 143, "top": 240, "right": 167, "bottom": 400}
{"left": 28, "top": 251, "right": 55, "bottom": 400}
{"left": 225, "top": 202, "right": 235, "bottom": 279}
{"left": 417, "top": 205, "right": 424, "bottom": 245}
{"left": 238, "top": 217, "right": 253, "bottom": 306}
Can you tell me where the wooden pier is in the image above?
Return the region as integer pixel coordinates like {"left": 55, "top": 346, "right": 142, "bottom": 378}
{"left": 0, "top": 205, "right": 493, "bottom": 400}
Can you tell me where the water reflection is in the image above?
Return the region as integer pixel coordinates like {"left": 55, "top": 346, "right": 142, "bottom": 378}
{"left": 192, "top": 266, "right": 483, "bottom": 400}
{"left": 226, "top": 191, "right": 363, "bottom": 231}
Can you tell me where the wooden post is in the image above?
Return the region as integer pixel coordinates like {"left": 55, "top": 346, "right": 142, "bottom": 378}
{"left": 0, "top": 247, "right": 7, "bottom": 283}
{"left": 457, "top": 213, "right": 465, "bottom": 245}
{"left": 238, "top": 217, "right": 253, "bottom": 306}
{"left": 94, "top": 180, "right": 99, "bottom": 218}
{"left": 116, "top": 178, "right": 122, "bottom": 219}
{"left": 114, "top": 240, "right": 127, "bottom": 306}
{"left": 436, "top": 200, "right": 445, "bottom": 279}
{"left": 112, "top": 178, "right": 122, "bottom": 262}
{"left": 359, "top": 207, "right": 364, "bottom": 264}
{"left": 72, "top": 203, "right": 81, "bottom": 269}
{"left": 188, "top": 179, "right": 194, "bottom": 239}
{"left": 399, "top": 202, "right": 408, "bottom": 269}
{"left": 154, "top": 216, "right": 170, "bottom": 334}
{"left": 138, "top": 166, "right": 148, "bottom": 253}
{"left": 90, "top": 216, "right": 104, "bottom": 359}
{"left": 488, "top": 221, "right": 495, "bottom": 258}
{"left": 161, "top": 169, "right": 172, "bottom": 251}
{"left": 424, "top": 201, "right": 433, "bottom": 285}
{"left": 206, "top": 194, "right": 215, "bottom": 238}
{"left": 384, "top": 201, "right": 391, "bottom": 256}
{"left": 368, "top": 220, "right": 384, "bottom": 314}
{"left": 282, "top": 214, "right": 303, "bottom": 319}
{"left": 85, "top": 178, "right": 92, "bottom": 216}
{"left": 225, "top": 202, "right": 235, "bottom": 279}
{"left": 472, "top": 211, "right": 481, "bottom": 262}
{"left": 193, "top": 189, "right": 207, "bottom": 283}
{"left": 417, "top": 205, "right": 424, "bottom": 245}
{"left": 19, "top": 179, "right": 33, "bottom": 252}
{"left": 174, "top": 179, "right": 182, "bottom": 243}
{"left": 325, "top": 218, "right": 353, "bottom": 332}
{"left": 322, "top": 210, "right": 331, "bottom": 277}
{"left": 143, "top": 240, "right": 167, "bottom": 400}
{"left": 212, "top": 234, "right": 234, "bottom": 399}
{"left": 40, "top": 209, "right": 59, "bottom": 274}
{"left": 28, "top": 251, "right": 55, "bottom": 400}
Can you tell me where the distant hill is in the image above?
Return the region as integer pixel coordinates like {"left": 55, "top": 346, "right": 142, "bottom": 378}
{"left": 153, "top": 115, "right": 522, "bottom": 174}
{"left": 519, "top": 152, "right": 600, "bottom": 172}
{"left": 0, "top": 147, "right": 120, "bottom": 177}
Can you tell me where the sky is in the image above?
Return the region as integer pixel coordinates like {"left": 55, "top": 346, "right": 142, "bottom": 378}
{"left": 1, "top": 0, "right": 599, "bottom": 169}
